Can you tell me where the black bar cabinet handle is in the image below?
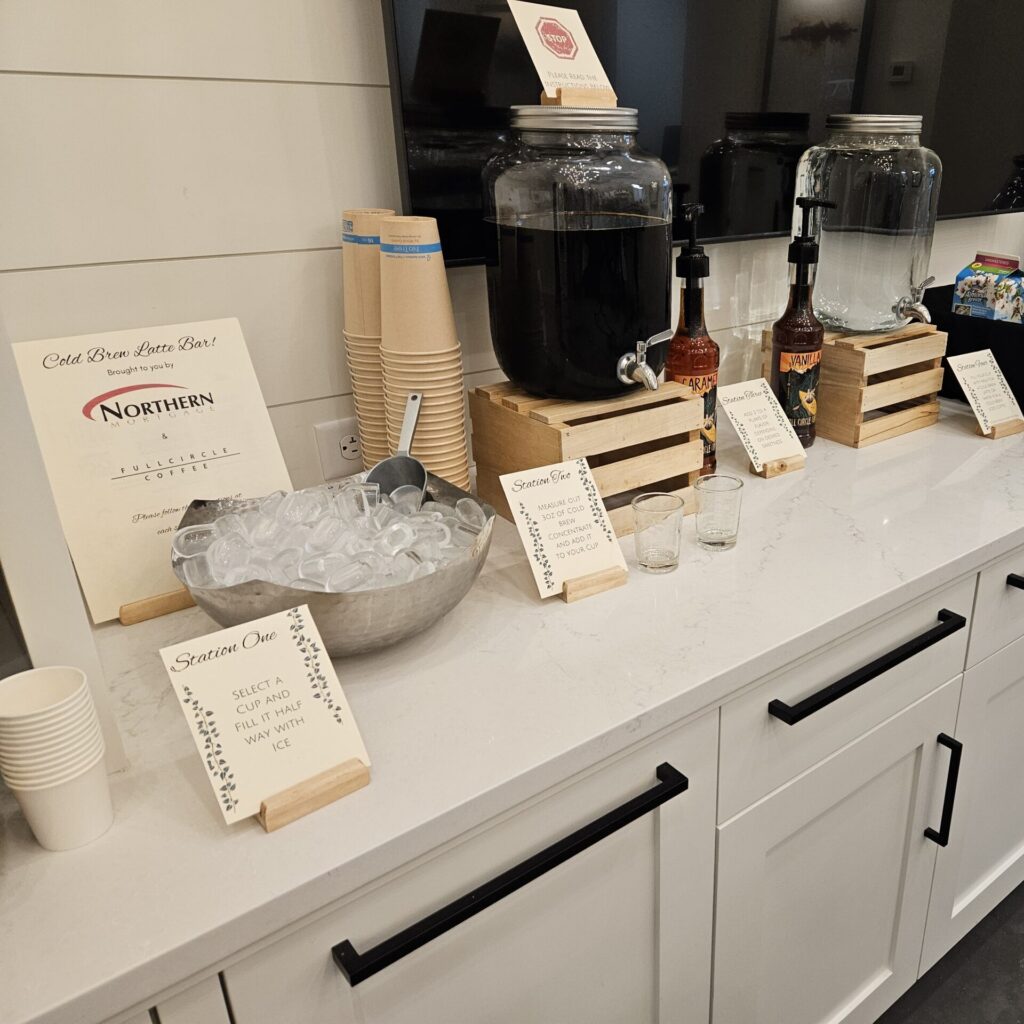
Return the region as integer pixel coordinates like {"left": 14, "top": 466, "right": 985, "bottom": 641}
{"left": 768, "top": 609, "right": 967, "bottom": 726}
{"left": 1008, "top": 574, "right": 1024, "bottom": 591}
{"left": 332, "top": 762, "right": 688, "bottom": 985}
{"left": 924, "top": 733, "right": 963, "bottom": 848}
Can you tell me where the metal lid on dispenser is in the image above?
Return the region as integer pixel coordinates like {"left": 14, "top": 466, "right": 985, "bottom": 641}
{"left": 826, "top": 114, "right": 923, "bottom": 133}
{"left": 510, "top": 105, "right": 639, "bottom": 132}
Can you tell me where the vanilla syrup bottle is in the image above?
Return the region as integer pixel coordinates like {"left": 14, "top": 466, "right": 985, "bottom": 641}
{"left": 769, "top": 197, "right": 836, "bottom": 447}
{"left": 665, "top": 204, "right": 719, "bottom": 475}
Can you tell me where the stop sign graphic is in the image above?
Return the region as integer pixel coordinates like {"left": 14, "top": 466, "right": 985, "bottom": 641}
{"left": 535, "top": 17, "right": 578, "bottom": 59}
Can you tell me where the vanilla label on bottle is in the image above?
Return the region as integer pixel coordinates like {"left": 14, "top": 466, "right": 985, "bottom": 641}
{"left": 778, "top": 351, "right": 820, "bottom": 427}
{"left": 679, "top": 372, "right": 718, "bottom": 457}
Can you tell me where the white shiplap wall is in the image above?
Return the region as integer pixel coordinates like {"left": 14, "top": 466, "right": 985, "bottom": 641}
{"left": 1, "top": 1, "right": 1022, "bottom": 487}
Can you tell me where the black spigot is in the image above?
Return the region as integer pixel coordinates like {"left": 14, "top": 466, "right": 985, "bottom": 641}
{"left": 676, "top": 202, "right": 710, "bottom": 282}
{"left": 790, "top": 197, "right": 837, "bottom": 285}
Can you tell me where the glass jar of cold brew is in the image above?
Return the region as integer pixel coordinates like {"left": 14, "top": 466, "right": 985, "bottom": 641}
{"left": 794, "top": 114, "right": 942, "bottom": 333}
{"left": 482, "top": 106, "right": 672, "bottom": 399}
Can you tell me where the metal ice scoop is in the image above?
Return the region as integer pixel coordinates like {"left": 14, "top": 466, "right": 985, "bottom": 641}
{"left": 365, "top": 392, "right": 427, "bottom": 500}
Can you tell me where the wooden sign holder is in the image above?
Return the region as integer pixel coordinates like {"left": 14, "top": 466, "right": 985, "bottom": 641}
{"left": 257, "top": 757, "right": 370, "bottom": 833}
{"left": 561, "top": 566, "right": 628, "bottom": 604}
{"left": 752, "top": 454, "right": 806, "bottom": 479}
{"left": 978, "top": 417, "right": 1024, "bottom": 439}
{"left": 119, "top": 586, "right": 195, "bottom": 626}
{"left": 540, "top": 86, "right": 618, "bottom": 108}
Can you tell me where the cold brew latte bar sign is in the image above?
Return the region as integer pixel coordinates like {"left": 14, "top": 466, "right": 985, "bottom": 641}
{"left": 160, "top": 606, "right": 369, "bottom": 824}
{"left": 13, "top": 318, "right": 291, "bottom": 621}
{"left": 500, "top": 458, "right": 625, "bottom": 599}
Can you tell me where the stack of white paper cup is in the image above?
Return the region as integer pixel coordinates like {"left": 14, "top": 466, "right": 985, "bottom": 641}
{"left": 0, "top": 666, "right": 113, "bottom": 851}
{"left": 379, "top": 216, "right": 470, "bottom": 489}
{"left": 343, "top": 208, "right": 395, "bottom": 469}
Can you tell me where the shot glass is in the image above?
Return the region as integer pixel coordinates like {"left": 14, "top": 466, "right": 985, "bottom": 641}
{"left": 631, "top": 493, "right": 684, "bottom": 573}
{"left": 694, "top": 474, "right": 743, "bottom": 550}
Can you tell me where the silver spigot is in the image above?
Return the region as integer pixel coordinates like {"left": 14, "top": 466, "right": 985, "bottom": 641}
{"left": 616, "top": 329, "right": 674, "bottom": 391}
{"left": 895, "top": 276, "right": 935, "bottom": 325}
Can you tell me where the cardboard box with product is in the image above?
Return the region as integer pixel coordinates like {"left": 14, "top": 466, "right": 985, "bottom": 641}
{"left": 953, "top": 252, "right": 1024, "bottom": 323}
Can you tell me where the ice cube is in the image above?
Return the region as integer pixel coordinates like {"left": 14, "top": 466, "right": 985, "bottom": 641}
{"left": 172, "top": 524, "right": 216, "bottom": 559}
{"left": 455, "top": 498, "right": 487, "bottom": 532}
{"left": 289, "top": 577, "right": 328, "bottom": 592}
{"left": 391, "top": 485, "right": 424, "bottom": 515}
{"left": 249, "top": 514, "right": 285, "bottom": 548}
{"left": 213, "top": 513, "right": 248, "bottom": 540}
{"left": 299, "top": 552, "right": 351, "bottom": 584}
{"left": 267, "top": 548, "right": 303, "bottom": 584}
{"left": 260, "top": 490, "right": 287, "bottom": 517}
{"left": 182, "top": 554, "right": 216, "bottom": 588}
{"left": 276, "top": 490, "right": 322, "bottom": 526}
{"left": 421, "top": 500, "right": 453, "bottom": 517}
{"left": 412, "top": 559, "right": 437, "bottom": 580}
{"left": 307, "top": 516, "right": 345, "bottom": 553}
{"left": 207, "top": 532, "right": 251, "bottom": 572}
{"left": 373, "top": 521, "right": 416, "bottom": 556}
{"left": 326, "top": 560, "right": 372, "bottom": 593}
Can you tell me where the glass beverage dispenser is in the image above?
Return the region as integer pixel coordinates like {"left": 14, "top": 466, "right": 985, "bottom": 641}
{"left": 794, "top": 114, "right": 942, "bottom": 333}
{"left": 483, "top": 106, "right": 672, "bottom": 400}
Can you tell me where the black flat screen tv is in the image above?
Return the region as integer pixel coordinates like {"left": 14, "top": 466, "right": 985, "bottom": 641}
{"left": 381, "top": 0, "right": 1024, "bottom": 265}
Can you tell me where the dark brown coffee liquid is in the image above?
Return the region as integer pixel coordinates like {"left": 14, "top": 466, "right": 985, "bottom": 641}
{"left": 485, "top": 214, "right": 672, "bottom": 399}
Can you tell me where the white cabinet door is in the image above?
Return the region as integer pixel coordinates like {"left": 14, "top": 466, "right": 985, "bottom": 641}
{"left": 155, "top": 976, "right": 231, "bottom": 1024}
{"left": 225, "top": 710, "right": 717, "bottom": 1024}
{"left": 921, "top": 635, "right": 1024, "bottom": 971}
{"left": 713, "top": 678, "right": 960, "bottom": 1024}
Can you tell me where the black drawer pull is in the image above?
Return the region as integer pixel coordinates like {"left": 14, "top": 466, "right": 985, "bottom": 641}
{"left": 332, "top": 762, "right": 688, "bottom": 985}
{"left": 1008, "top": 574, "right": 1024, "bottom": 590}
{"left": 768, "top": 609, "right": 967, "bottom": 726}
{"left": 924, "top": 733, "right": 963, "bottom": 848}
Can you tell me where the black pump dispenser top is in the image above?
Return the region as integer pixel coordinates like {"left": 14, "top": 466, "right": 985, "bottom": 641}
{"left": 789, "top": 196, "right": 836, "bottom": 287}
{"left": 676, "top": 203, "right": 710, "bottom": 283}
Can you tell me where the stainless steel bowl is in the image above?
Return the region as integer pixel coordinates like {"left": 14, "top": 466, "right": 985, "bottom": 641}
{"left": 172, "top": 475, "right": 494, "bottom": 657}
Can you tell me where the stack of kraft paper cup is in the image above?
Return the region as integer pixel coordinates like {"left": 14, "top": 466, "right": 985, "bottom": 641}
{"left": 0, "top": 666, "right": 113, "bottom": 851}
{"left": 379, "top": 216, "right": 470, "bottom": 490}
{"left": 342, "top": 208, "right": 394, "bottom": 470}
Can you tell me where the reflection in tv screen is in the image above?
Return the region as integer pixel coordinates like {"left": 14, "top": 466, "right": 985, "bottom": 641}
{"left": 382, "top": 0, "right": 1024, "bottom": 264}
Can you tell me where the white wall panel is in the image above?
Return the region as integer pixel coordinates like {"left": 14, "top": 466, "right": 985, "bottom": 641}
{"left": 0, "top": 250, "right": 349, "bottom": 408}
{"left": 0, "top": 257, "right": 502, "bottom": 410}
{"left": 0, "top": 74, "right": 400, "bottom": 270}
{"left": 0, "top": 0, "right": 388, "bottom": 85}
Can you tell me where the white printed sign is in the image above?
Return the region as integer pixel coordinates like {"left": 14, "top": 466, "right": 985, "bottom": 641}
{"left": 718, "top": 378, "right": 806, "bottom": 472}
{"left": 946, "top": 350, "right": 1023, "bottom": 435}
{"left": 160, "top": 606, "right": 369, "bottom": 824}
{"left": 507, "top": 1, "right": 614, "bottom": 99}
{"left": 13, "top": 319, "right": 292, "bottom": 622}
{"left": 500, "top": 458, "right": 625, "bottom": 599}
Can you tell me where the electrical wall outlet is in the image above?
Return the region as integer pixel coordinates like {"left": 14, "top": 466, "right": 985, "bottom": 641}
{"left": 314, "top": 417, "right": 362, "bottom": 481}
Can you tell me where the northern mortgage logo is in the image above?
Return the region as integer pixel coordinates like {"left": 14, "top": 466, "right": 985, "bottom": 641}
{"left": 535, "top": 17, "right": 578, "bottom": 59}
{"left": 82, "top": 383, "right": 215, "bottom": 423}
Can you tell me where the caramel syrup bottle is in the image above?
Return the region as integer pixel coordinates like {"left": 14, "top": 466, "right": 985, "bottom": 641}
{"left": 769, "top": 196, "right": 836, "bottom": 448}
{"left": 665, "top": 203, "right": 719, "bottom": 475}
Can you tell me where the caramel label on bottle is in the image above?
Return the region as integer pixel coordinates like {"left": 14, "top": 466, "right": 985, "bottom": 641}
{"left": 778, "top": 351, "right": 821, "bottom": 428}
{"left": 679, "top": 372, "right": 718, "bottom": 458}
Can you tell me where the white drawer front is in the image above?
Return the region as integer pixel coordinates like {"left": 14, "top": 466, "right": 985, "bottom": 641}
{"left": 224, "top": 711, "right": 718, "bottom": 1024}
{"left": 719, "top": 574, "right": 975, "bottom": 821}
{"left": 967, "top": 544, "right": 1024, "bottom": 667}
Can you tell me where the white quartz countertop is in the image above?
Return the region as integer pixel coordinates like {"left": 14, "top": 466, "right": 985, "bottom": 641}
{"left": 2, "top": 401, "right": 1023, "bottom": 1024}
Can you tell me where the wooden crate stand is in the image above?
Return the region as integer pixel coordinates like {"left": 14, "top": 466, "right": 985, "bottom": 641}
{"left": 469, "top": 382, "right": 704, "bottom": 537}
{"left": 761, "top": 323, "right": 947, "bottom": 448}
